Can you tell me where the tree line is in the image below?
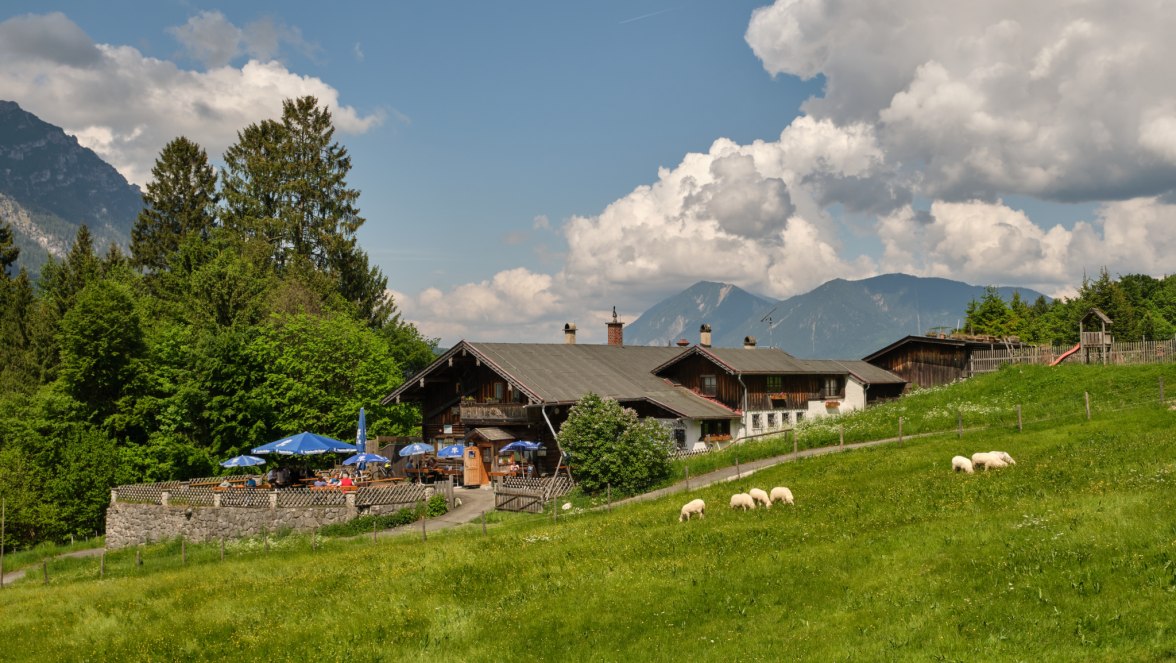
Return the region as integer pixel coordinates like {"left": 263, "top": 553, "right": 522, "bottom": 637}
{"left": 962, "top": 269, "right": 1176, "bottom": 344}
{"left": 0, "top": 97, "right": 436, "bottom": 548}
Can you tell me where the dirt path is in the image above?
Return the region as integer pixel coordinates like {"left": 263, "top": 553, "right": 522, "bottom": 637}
{"left": 0, "top": 546, "right": 105, "bottom": 587}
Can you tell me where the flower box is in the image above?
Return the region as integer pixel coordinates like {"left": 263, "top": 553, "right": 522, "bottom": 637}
{"left": 824, "top": 401, "right": 841, "bottom": 409}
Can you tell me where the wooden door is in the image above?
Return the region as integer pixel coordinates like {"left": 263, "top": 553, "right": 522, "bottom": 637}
{"left": 464, "top": 445, "right": 489, "bottom": 486}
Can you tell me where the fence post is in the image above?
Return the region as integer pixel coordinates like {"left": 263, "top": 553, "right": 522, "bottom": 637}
{"left": 957, "top": 410, "right": 962, "bottom": 439}
{"left": 735, "top": 456, "right": 740, "bottom": 479}
{"left": 420, "top": 508, "right": 426, "bottom": 543}
{"left": 898, "top": 417, "right": 904, "bottom": 445}
{"left": 552, "top": 497, "right": 558, "bottom": 524}
{"left": 1, "top": 497, "right": 5, "bottom": 589}
{"left": 1085, "top": 392, "right": 1091, "bottom": 420}
{"left": 43, "top": 560, "right": 48, "bottom": 585}
{"left": 312, "top": 529, "right": 317, "bottom": 552}
{"left": 373, "top": 517, "right": 378, "bottom": 543}
{"left": 793, "top": 432, "right": 798, "bottom": 459}
{"left": 182, "top": 537, "right": 186, "bottom": 565}
{"left": 100, "top": 552, "right": 105, "bottom": 579}
{"left": 136, "top": 549, "right": 141, "bottom": 567}
{"left": 264, "top": 527, "right": 270, "bottom": 554}
{"left": 1017, "top": 404, "right": 1022, "bottom": 432}
{"left": 1161, "top": 376, "right": 1166, "bottom": 404}
{"left": 481, "top": 510, "right": 487, "bottom": 536}
{"left": 839, "top": 425, "right": 844, "bottom": 450}
{"left": 684, "top": 467, "right": 689, "bottom": 491}
{"left": 607, "top": 483, "right": 612, "bottom": 511}
{"left": 220, "top": 537, "right": 225, "bottom": 561}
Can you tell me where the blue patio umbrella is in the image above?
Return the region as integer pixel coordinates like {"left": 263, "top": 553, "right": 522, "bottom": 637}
{"left": 398, "top": 442, "right": 434, "bottom": 457}
{"left": 437, "top": 443, "right": 466, "bottom": 459}
{"left": 252, "top": 431, "right": 358, "bottom": 456}
{"left": 342, "top": 452, "right": 389, "bottom": 466}
{"left": 220, "top": 455, "right": 266, "bottom": 468}
{"left": 499, "top": 440, "right": 542, "bottom": 453}
{"left": 355, "top": 407, "right": 368, "bottom": 470}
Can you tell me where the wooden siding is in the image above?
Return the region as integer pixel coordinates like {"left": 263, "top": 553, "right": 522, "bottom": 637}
{"left": 870, "top": 343, "right": 970, "bottom": 388}
{"left": 743, "top": 374, "right": 838, "bottom": 410}
{"left": 658, "top": 354, "right": 743, "bottom": 410}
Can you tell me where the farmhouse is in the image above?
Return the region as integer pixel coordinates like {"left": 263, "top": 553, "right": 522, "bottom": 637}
{"left": 382, "top": 315, "right": 906, "bottom": 483}
{"left": 863, "top": 334, "right": 1024, "bottom": 388}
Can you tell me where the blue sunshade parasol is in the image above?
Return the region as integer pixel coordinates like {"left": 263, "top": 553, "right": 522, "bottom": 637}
{"left": 499, "top": 440, "right": 542, "bottom": 454}
{"left": 253, "top": 431, "right": 358, "bottom": 456}
{"left": 398, "top": 442, "right": 434, "bottom": 457}
{"left": 436, "top": 444, "right": 466, "bottom": 459}
{"left": 342, "top": 452, "right": 390, "bottom": 466}
{"left": 220, "top": 455, "right": 266, "bottom": 468}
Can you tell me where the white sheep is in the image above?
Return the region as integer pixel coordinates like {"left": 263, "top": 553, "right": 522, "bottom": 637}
{"left": 971, "top": 452, "right": 1000, "bottom": 470}
{"left": 729, "top": 493, "right": 755, "bottom": 510}
{"left": 769, "top": 486, "right": 794, "bottom": 505}
{"left": 989, "top": 451, "right": 1016, "bottom": 465}
{"left": 679, "top": 498, "right": 706, "bottom": 522}
{"left": 748, "top": 488, "right": 771, "bottom": 508}
{"left": 951, "top": 456, "right": 974, "bottom": 474}
{"left": 983, "top": 457, "right": 1009, "bottom": 470}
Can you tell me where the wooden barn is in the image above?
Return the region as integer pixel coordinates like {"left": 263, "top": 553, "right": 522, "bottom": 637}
{"left": 862, "top": 335, "right": 1021, "bottom": 388}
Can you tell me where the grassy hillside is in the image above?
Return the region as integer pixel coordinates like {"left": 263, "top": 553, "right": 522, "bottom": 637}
{"left": 2, "top": 367, "right": 1175, "bottom": 661}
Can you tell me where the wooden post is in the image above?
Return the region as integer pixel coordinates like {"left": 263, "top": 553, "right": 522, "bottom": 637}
{"left": 607, "top": 483, "right": 612, "bottom": 511}
{"left": 1, "top": 497, "right": 5, "bottom": 590}
{"left": 735, "top": 456, "right": 740, "bottom": 479}
{"left": 182, "top": 537, "right": 186, "bottom": 565}
{"left": 481, "top": 510, "right": 487, "bottom": 536}
{"left": 420, "top": 510, "right": 426, "bottom": 542}
{"left": 136, "top": 549, "right": 141, "bottom": 567}
{"left": 957, "top": 410, "right": 962, "bottom": 439}
{"left": 1085, "top": 391, "right": 1091, "bottom": 420}
{"left": 898, "top": 417, "right": 904, "bottom": 445}
{"left": 264, "top": 528, "right": 270, "bottom": 554}
{"left": 43, "top": 560, "right": 48, "bottom": 585}
{"left": 552, "top": 498, "right": 557, "bottom": 524}
{"left": 839, "top": 425, "right": 844, "bottom": 450}
{"left": 373, "top": 517, "right": 378, "bottom": 543}
{"left": 684, "top": 467, "right": 690, "bottom": 491}
{"left": 1161, "top": 376, "right": 1166, "bottom": 404}
{"left": 220, "top": 537, "right": 225, "bottom": 561}
{"left": 1017, "top": 404, "right": 1022, "bottom": 432}
{"left": 100, "top": 552, "right": 105, "bottom": 579}
{"left": 793, "top": 432, "right": 798, "bottom": 458}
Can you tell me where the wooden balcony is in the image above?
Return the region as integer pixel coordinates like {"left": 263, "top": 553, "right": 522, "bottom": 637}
{"left": 458, "top": 402, "right": 531, "bottom": 425}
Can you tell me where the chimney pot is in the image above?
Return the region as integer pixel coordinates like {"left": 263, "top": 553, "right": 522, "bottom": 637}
{"left": 699, "top": 323, "right": 712, "bottom": 348}
{"left": 564, "top": 323, "right": 577, "bottom": 344}
{"left": 743, "top": 335, "right": 757, "bottom": 349}
{"left": 676, "top": 338, "right": 690, "bottom": 347}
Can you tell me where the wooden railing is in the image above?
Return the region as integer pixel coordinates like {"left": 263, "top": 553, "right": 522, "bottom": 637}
{"left": 970, "top": 339, "right": 1176, "bottom": 374}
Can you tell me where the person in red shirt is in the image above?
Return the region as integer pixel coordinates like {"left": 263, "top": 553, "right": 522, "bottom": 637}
{"left": 340, "top": 475, "right": 354, "bottom": 488}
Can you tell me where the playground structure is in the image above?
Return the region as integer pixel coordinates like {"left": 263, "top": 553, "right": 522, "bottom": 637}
{"left": 1078, "top": 308, "right": 1114, "bottom": 365}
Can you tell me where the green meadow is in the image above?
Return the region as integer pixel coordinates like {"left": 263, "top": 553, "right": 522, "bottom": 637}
{"left": 2, "top": 365, "right": 1175, "bottom": 661}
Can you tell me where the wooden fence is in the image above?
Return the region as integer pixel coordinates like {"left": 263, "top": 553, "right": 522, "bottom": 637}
{"left": 494, "top": 476, "right": 574, "bottom": 513}
{"left": 970, "top": 339, "right": 1176, "bottom": 374}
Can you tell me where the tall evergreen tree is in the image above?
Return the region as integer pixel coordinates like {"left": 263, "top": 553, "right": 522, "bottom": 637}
{"left": 221, "top": 96, "right": 390, "bottom": 326}
{"left": 131, "top": 137, "right": 219, "bottom": 274}
{"left": 0, "top": 217, "right": 19, "bottom": 278}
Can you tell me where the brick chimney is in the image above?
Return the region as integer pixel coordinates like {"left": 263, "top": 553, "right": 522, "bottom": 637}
{"left": 606, "top": 307, "right": 624, "bottom": 346}
{"left": 564, "top": 323, "right": 577, "bottom": 344}
{"left": 744, "top": 335, "right": 757, "bottom": 349}
{"left": 699, "top": 323, "right": 712, "bottom": 348}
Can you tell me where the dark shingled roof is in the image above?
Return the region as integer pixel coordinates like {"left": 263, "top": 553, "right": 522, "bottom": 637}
{"left": 383, "top": 342, "right": 738, "bottom": 420}
{"left": 804, "top": 359, "right": 908, "bottom": 385}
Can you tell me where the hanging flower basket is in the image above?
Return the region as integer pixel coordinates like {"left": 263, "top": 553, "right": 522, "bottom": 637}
{"left": 825, "top": 400, "right": 841, "bottom": 409}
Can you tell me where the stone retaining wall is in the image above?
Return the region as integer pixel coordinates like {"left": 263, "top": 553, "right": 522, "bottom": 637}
{"left": 105, "top": 502, "right": 357, "bottom": 549}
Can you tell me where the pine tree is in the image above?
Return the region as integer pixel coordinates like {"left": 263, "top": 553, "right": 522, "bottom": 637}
{"left": 131, "top": 137, "right": 219, "bottom": 274}
{"left": 221, "top": 96, "right": 390, "bottom": 326}
{"left": 0, "top": 218, "right": 19, "bottom": 278}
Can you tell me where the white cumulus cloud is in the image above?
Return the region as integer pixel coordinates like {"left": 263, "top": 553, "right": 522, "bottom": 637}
{"left": 0, "top": 12, "right": 379, "bottom": 186}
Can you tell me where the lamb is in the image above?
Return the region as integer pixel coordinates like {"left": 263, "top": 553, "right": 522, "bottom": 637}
{"left": 951, "top": 456, "right": 974, "bottom": 474}
{"left": 729, "top": 493, "right": 755, "bottom": 511}
{"left": 989, "top": 451, "right": 1016, "bottom": 465}
{"left": 679, "top": 498, "right": 706, "bottom": 522}
{"left": 769, "top": 486, "right": 794, "bottom": 505}
{"left": 748, "top": 488, "right": 771, "bottom": 508}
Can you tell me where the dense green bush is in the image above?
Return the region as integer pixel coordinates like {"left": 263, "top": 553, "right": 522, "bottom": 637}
{"left": 558, "top": 392, "right": 674, "bottom": 496}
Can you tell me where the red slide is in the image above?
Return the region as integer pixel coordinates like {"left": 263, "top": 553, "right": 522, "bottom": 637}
{"left": 1049, "top": 343, "right": 1081, "bottom": 367}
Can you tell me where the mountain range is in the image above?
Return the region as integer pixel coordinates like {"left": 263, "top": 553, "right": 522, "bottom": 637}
{"left": 0, "top": 100, "right": 141, "bottom": 276}
{"left": 624, "top": 274, "right": 1047, "bottom": 359}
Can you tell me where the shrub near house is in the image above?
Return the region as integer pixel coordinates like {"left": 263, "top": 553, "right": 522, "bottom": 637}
{"left": 558, "top": 392, "right": 674, "bottom": 496}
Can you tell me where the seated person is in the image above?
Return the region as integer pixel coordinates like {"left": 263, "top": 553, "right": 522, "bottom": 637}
{"left": 313, "top": 479, "right": 326, "bottom": 487}
{"left": 245, "top": 476, "right": 257, "bottom": 488}
{"left": 509, "top": 461, "right": 521, "bottom": 474}
{"left": 340, "top": 475, "right": 354, "bottom": 488}
{"left": 218, "top": 478, "right": 232, "bottom": 488}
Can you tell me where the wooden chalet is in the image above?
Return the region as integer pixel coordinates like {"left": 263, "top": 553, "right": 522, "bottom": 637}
{"left": 382, "top": 319, "right": 908, "bottom": 481}
{"left": 862, "top": 334, "right": 1025, "bottom": 388}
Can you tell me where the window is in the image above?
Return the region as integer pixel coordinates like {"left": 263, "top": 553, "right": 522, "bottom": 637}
{"left": 824, "top": 377, "right": 842, "bottom": 398}
{"left": 701, "top": 375, "right": 717, "bottom": 397}
{"left": 493, "top": 382, "right": 505, "bottom": 402}
{"left": 766, "top": 375, "right": 782, "bottom": 392}
{"left": 767, "top": 413, "right": 777, "bottom": 428}
{"left": 752, "top": 413, "right": 762, "bottom": 430}
{"left": 795, "top": 412, "right": 805, "bottom": 424}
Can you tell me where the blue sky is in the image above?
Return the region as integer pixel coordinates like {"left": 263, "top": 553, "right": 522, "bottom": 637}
{"left": 2, "top": 1, "right": 1174, "bottom": 345}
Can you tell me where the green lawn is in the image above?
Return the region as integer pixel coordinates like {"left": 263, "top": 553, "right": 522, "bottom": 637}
{"left": 2, "top": 365, "right": 1175, "bottom": 661}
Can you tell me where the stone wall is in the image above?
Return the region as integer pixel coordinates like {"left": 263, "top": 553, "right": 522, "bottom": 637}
{"left": 105, "top": 502, "right": 356, "bottom": 549}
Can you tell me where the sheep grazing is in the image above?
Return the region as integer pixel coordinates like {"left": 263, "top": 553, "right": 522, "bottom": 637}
{"left": 990, "top": 451, "right": 1016, "bottom": 465}
{"left": 729, "top": 493, "right": 755, "bottom": 511}
{"left": 971, "top": 452, "right": 1000, "bottom": 470}
{"left": 769, "top": 486, "right": 794, "bottom": 505}
{"left": 748, "top": 488, "right": 771, "bottom": 508}
{"left": 951, "top": 456, "right": 974, "bottom": 474}
{"left": 679, "top": 498, "right": 706, "bottom": 522}
{"left": 983, "top": 457, "right": 1009, "bottom": 470}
